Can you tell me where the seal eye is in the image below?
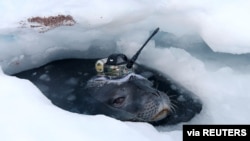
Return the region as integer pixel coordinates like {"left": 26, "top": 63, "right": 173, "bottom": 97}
{"left": 112, "top": 97, "right": 125, "bottom": 107}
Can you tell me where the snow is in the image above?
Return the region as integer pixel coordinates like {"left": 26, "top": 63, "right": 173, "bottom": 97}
{"left": 1, "top": 0, "right": 250, "bottom": 141}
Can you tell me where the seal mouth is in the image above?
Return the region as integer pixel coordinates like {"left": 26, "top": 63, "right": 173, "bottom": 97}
{"left": 152, "top": 108, "right": 170, "bottom": 121}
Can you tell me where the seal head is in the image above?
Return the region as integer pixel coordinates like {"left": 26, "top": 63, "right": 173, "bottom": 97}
{"left": 79, "top": 73, "right": 172, "bottom": 122}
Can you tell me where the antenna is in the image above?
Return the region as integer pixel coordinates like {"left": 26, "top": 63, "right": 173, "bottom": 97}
{"left": 126, "top": 27, "right": 160, "bottom": 69}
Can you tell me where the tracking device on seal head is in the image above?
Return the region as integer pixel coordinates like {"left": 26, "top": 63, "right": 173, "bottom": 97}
{"left": 95, "top": 27, "right": 160, "bottom": 78}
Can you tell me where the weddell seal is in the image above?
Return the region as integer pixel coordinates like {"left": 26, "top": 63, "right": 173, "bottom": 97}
{"left": 13, "top": 27, "right": 202, "bottom": 125}
{"left": 13, "top": 58, "right": 202, "bottom": 125}
{"left": 78, "top": 73, "right": 172, "bottom": 122}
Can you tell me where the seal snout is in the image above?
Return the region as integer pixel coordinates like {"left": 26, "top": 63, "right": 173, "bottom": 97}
{"left": 151, "top": 91, "right": 172, "bottom": 121}
{"left": 136, "top": 90, "right": 172, "bottom": 122}
{"left": 151, "top": 101, "right": 172, "bottom": 121}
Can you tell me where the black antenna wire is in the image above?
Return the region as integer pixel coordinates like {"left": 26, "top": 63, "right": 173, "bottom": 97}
{"left": 126, "top": 27, "right": 160, "bottom": 69}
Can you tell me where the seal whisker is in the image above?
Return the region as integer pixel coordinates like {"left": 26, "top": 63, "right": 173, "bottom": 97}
{"left": 170, "top": 104, "right": 177, "bottom": 113}
{"left": 168, "top": 98, "right": 178, "bottom": 114}
{"left": 168, "top": 95, "right": 176, "bottom": 98}
{"left": 165, "top": 90, "right": 176, "bottom": 98}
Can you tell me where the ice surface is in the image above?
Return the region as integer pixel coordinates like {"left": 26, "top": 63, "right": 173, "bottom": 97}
{"left": 1, "top": 0, "right": 250, "bottom": 141}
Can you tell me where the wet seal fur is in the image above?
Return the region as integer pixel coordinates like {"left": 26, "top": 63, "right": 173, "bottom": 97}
{"left": 13, "top": 58, "right": 202, "bottom": 126}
